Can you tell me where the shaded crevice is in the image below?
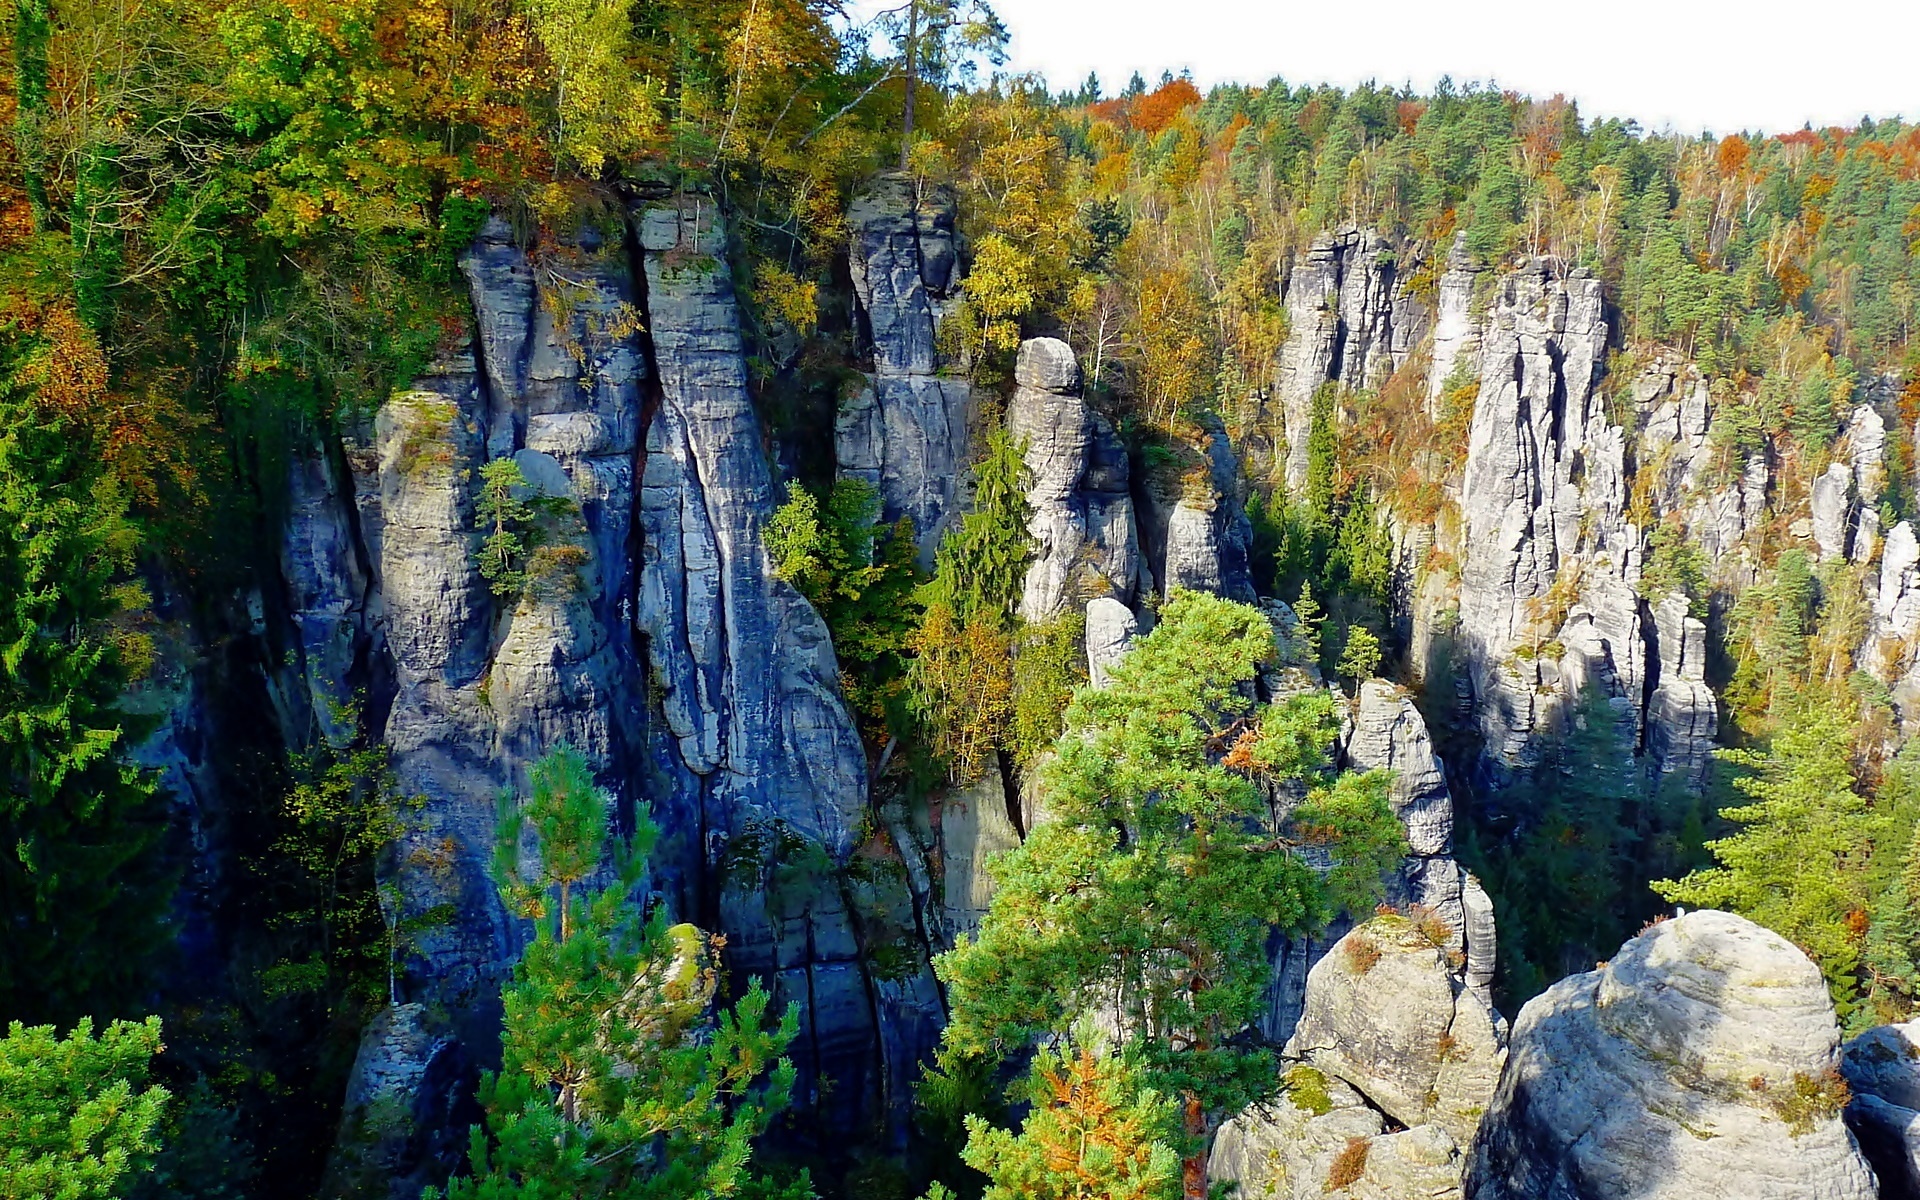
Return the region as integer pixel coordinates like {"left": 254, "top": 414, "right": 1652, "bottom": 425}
{"left": 996, "top": 746, "right": 1025, "bottom": 840}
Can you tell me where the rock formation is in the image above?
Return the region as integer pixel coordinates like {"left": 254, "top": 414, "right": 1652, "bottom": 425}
{"left": 840, "top": 174, "right": 974, "bottom": 566}
{"left": 1467, "top": 910, "right": 1878, "bottom": 1200}
{"left": 293, "top": 197, "right": 947, "bottom": 1185}
{"left": 1274, "top": 228, "right": 1428, "bottom": 489}
{"left": 1210, "top": 1067, "right": 1466, "bottom": 1200}
{"left": 1008, "top": 337, "right": 1142, "bottom": 623}
{"left": 1286, "top": 918, "right": 1507, "bottom": 1144}
{"left": 1216, "top": 913, "right": 1501, "bottom": 1200}
{"left": 1841, "top": 1020, "right": 1920, "bottom": 1198}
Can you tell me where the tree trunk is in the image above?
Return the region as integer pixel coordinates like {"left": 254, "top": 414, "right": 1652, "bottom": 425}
{"left": 898, "top": 0, "right": 919, "bottom": 171}
{"left": 1183, "top": 1090, "right": 1207, "bottom": 1200}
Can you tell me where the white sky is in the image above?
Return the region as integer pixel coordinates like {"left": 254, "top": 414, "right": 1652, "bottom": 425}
{"left": 846, "top": 0, "right": 1920, "bottom": 136}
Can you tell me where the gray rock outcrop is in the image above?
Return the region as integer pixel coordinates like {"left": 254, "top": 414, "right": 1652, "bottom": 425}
{"left": 1084, "top": 596, "right": 1139, "bottom": 689}
{"left": 301, "top": 198, "right": 938, "bottom": 1183}
{"left": 1287, "top": 918, "right": 1507, "bottom": 1145}
{"left": 937, "top": 771, "right": 1022, "bottom": 938}
{"left": 1344, "top": 680, "right": 1453, "bottom": 857}
{"left": 1813, "top": 461, "right": 1856, "bottom": 562}
{"left": 1210, "top": 1067, "right": 1465, "bottom": 1200}
{"left": 1467, "top": 910, "right": 1878, "bottom": 1200}
{"left": 1454, "top": 257, "right": 1648, "bottom": 777}
{"left": 841, "top": 175, "right": 973, "bottom": 565}
{"left": 1841, "top": 1021, "right": 1920, "bottom": 1198}
{"left": 1144, "top": 419, "right": 1257, "bottom": 604}
{"left": 1427, "top": 234, "right": 1485, "bottom": 415}
{"left": 1009, "top": 338, "right": 1141, "bottom": 623}
{"left": 1646, "top": 592, "right": 1717, "bottom": 789}
{"left": 1274, "top": 228, "right": 1427, "bottom": 489}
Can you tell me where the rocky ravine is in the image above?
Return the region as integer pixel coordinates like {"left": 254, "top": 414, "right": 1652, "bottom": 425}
{"left": 284, "top": 192, "right": 944, "bottom": 1193}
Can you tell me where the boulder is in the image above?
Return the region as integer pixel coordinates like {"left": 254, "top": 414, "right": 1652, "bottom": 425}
{"left": 1466, "top": 910, "right": 1878, "bottom": 1200}
{"left": 1286, "top": 917, "right": 1506, "bottom": 1144}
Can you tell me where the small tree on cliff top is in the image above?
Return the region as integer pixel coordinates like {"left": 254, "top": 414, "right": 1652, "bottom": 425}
{"left": 442, "top": 745, "right": 807, "bottom": 1200}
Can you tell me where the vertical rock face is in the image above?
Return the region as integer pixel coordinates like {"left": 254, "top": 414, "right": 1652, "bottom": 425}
{"left": 635, "top": 196, "right": 868, "bottom": 862}
{"left": 937, "top": 771, "right": 1021, "bottom": 938}
{"left": 635, "top": 195, "right": 928, "bottom": 1139}
{"left": 1274, "top": 228, "right": 1427, "bottom": 490}
{"left": 296, "top": 200, "right": 918, "bottom": 1188}
{"left": 841, "top": 174, "right": 973, "bottom": 566}
{"left": 1427, "top": 234, "right": 1485, "bottom": 413}
{"left": 1454, "top": 258, "right": 1644, "bottom": 775}
{"left": 1009, "top": 337, "right": 1142, "bottom": 623}
{"left": 1344, "top": 680, "right": 1454, "bottom": 857}
{"left": 1145, "top": 419, "right": 1258, "bottom": 605}
{"left": 1813, "top": 462, "right": 1856, "bottom": 562}
{"left": 1467, "top": 911, "right": 1878, "bottom": 1200}
{"left": 1646, "top": 593, "right": 1717, "bottom": 788}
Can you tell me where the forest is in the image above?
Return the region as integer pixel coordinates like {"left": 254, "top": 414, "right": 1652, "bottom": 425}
{"left": 5, "top": 0, "right": 1920, "bottom": 1196}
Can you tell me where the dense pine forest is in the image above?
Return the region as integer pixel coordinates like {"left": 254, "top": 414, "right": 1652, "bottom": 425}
{"left": 6, "top": 0, "right": 1920, "bottom": 1196}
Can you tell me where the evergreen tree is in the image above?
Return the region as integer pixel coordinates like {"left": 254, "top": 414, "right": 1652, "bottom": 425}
{"left": 0, "top": 1016, "right": 169, "bottom": 1200}
{"left": 1656, "top": 709, "right": 1880, "bottom": 1023}
{"left": 0, "top": 349, "right": 170, "bottom": 1025}
{"left": 1464, "top": 684, "right": 1643, "bottom": 1002}
{"left": 957, "top": 1044, "right": 1181, "bottom": 1200}
{"left": 934, "top": 591, "right": 1401, "bottom": 1200}
{"left": 443, "top": 746, "right": 806, "bottom": 1200}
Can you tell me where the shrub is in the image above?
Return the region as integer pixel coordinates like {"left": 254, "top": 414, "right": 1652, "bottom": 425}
{"left": 1342, "top": 935, "right": 1382, "bottom": 975}
{"left": 1325, "top": 1137, "right": 1369, "bottom": 1190}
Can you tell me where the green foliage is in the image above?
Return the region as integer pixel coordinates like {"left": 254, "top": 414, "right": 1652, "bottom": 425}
{"left": 1335, "top": 626, "right": 1382, "bottom": 685}
{"left": 1461, "top": 684, "right": 1684, "bottom": 1004}
{"left": 920, "top": 430, "right": 1033, "bottom": 625}
{"left": 128, "top": 1081, "right": 258, "bottom": 1200}
{"left": 446, "top": 745, "right": 807, "bottom": 1200}
{"left": 1293, "top": 770, "right": 1405, "bottom": 921}
{"left": 0, "top": 1017, "right": 169, "bottom": 1200}
{"left": 908, "top": 430, "right": 1036, "bottom": 774}
{"left": 253, "top": 739, "right": 418, "bottom": 1021}
{"left": 0, "top": 355, "right": 170, "bottom": 1026}
{"left": 767, "top": 478, "right": 922, "bottom": 741}
{"left": 477, "top": 458, "right": 584, "bottom": 601}
{"left": 957, "top": 1044, "right": 1181, "bottom": 1200}
{"left": 1640, "top": 517, "right": 1710, "bottom": 619}
{"left": 936, "top": 593, "right": 1375, "bottom": 1145}
{"left": 1656, "top": 709, "right": 1881, "bottom": 1022}
{"left": 1009, "top": 613, "right": 1086, "bottom": 770}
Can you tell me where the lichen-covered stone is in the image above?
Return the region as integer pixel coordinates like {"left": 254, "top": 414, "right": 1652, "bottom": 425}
{"left": 1286, "top": 918, "right": 1506, "bottom": 1144}
{"left": 1467, "top": 910, "right": 1878, "bottom": 1200}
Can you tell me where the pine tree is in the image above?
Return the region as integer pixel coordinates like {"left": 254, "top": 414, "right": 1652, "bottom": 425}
{"left": 0, "top": 1016, "right": 170, "bottom": 1200}
{"left": 1656, "top": 709, "right": 1876, "bottom": 1020}
{"left": 443, "top": 745, "right": 806, "bottom": 1200}
{"left": 0, "top": 350, "right": 171, "bottom": 1025}
{"left": 934, "top": 591, "right": 1399, "bottom": 1200}
{"left": 958, "top": 1044, "right": 1181, "bottom": 1200}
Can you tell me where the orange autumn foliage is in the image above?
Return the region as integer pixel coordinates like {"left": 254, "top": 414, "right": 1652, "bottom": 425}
{"left": 1129, "top": 78, "right": 1201, "bottom": 136}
